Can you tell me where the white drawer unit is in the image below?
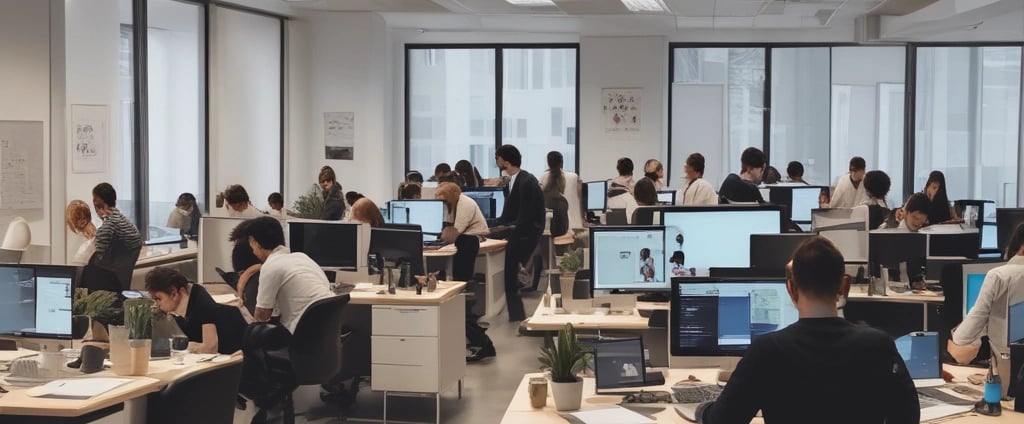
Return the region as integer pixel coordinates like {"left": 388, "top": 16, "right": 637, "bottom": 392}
{"left": 370, "top": 296, "right": 465, "bottom": 423}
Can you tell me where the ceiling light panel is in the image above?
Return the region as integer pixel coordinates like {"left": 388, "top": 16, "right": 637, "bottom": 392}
{"left": 505, "top": 0, "right": 556, "bottom": 6}
{"left": 621, "top": 0, "right": 670, "bottom": 13}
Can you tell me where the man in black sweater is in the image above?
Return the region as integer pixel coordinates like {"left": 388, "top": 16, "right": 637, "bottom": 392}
{"left": 493, "top": 144, "right": 545, "bottom": 322}
{"left": 718, "top": 147, "right": 766, "bottom": 204}
{"left": 695, "top": 236, "right": 919, "bottom": 424}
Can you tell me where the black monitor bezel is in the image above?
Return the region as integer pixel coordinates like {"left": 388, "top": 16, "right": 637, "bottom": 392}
{"left": 589, "top": 225, "right": 669, "bottom": 296}
{"left": 288, "top": 220, "right": 362, "bottom": 270}
{"left": 386, "top": 199, "right": 446, "bottom": 235}
{"left": 583, "top": 180, "right": 608, "bottom": 212}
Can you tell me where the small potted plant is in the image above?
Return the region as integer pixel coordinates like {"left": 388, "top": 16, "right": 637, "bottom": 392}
{"left": 71, "top": 289, "right": 118, "bottom": 342}
{"left": 558, "top": 248, "right": 584, "bottom": 300}
{"left": 124, "top": 300, "right": 154, "bottom": 375}
{"left": 538, "top": 323, "right": 591, "bottom": 411}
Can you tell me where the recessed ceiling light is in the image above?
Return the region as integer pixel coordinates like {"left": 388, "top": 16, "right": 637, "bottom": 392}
{"left": 621, "top": 0, "right": 669, "bottom": 13}
{"left": 505, "top": 0, "right": 557, "bottom": 6}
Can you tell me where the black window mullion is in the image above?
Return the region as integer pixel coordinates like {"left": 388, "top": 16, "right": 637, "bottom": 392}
{"left": 903, "top": 45, "right": 917, "bottom": 203}
{"left": 132, "top": 0, "right": 149, "bottom": 237}
{"left": 763, "top": 47, "right": 772, "bottom": 161}
{"left": 495, "top": 48, "right": 504, "bottom": 155}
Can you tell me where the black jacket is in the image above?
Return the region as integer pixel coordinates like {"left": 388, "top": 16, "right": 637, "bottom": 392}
{"left": 320, "top": 184, "right": 345, "bottom": 220}
{"left": 498, "top": 170, "right": 546, "bottom": 262}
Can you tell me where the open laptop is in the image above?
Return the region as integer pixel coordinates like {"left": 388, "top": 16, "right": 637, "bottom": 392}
{"left": 593, "top": 337, "right": 665, "bottom": 393}
{"left": 895, "top": 331, "right": 945, "bottom": 388}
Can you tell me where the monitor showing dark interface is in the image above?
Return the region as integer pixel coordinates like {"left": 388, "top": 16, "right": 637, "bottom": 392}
{"left": 749, "top": 233, "right": 815, "bottom": 274}
{"left": 288, "top": 221, "right": 360, "bottom": 270}
{"left": 388, "top": 199, "right": 445, "bottom": 237}
{"left": 593, "top": 337, "right": 665, "bottom": 392}
{"left": 584, "top": 181, "right": 608, "bottom": 212}
{"left": 996, "top": 208, "right": 1024, "bottom": 254}
{"left": 657, "top": 190, "right": 676, "bottom": 205}
{"left": 868, "top": 231, "right": 927, "bottom": 279}
{"left": 659, "top": 206, "right": 783, "bottom": 275}
{"left": 463, "top": 187, "right": 505, "bottom": 219}
{"left": 0, "top": 265, "right": 75, "bottom": 338}
{"left": 369, "top": 224, "right": 425, "bottom": 277}
{"left": 768, "top": 186, "right": 826, "bottom": 223}
{"left": 590, "top": 226, "right": 668, "bottom": 293}
{"left": 670, "top": 278, "right": 798, "bottom": 357}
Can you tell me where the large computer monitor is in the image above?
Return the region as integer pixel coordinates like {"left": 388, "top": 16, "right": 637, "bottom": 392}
{"left": 388, "top": 199, "right": 445, "bottom": 236}
{"left": 996, "top": 208, "right": 1024, "bottom": 255}
{"left": 962, "top": 262, "right": 1005, "bottom": 316}
{"left": 369, "top": 224, "right": 425, "bottom": 277}
{"left": 590, "top": 226, "right": 669, "bottom": 294}
{"left": 658, "top": 206, "right": 783, "bottom": 275}
{"left": 584, "top": 180, "right": 608, "bottom": 212}
{"left": 868, "top": 231, "right": 927, "bottom": 280}
{"left": 768, "top": 185, "right": 827, "bottom": 223}
{"left": 811, "top": 208, "right": 869, "bottom": 263}
{"left": 463, "top": 187, "right": 505, "bottom": 219}
{"left": 749, "top": 233, "right": 815, "bottom": 276}
{"left": 288, "top": 220, "right": 369, "bottom": 271}
{"left": 657, "top": 190, "right": 676, "bottom": 205}
{"left": 0, "top": 265, "right": 75, "bottom": 339}
{"left": 669, "top": 278, "right": 798, "bottom": 362}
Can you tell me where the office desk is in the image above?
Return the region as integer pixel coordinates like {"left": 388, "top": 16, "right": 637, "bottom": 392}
{"left": 500, "top": 366, "right": 1019, "bottom": 424}
{"left": 135, "top": 244, "right": 197, "bottom": 268}
{"left": 424, "top": 238, "right": 507, "bottom": 319}
{"left": 847, "top": 290, "right": 944, "bottom": 332}
{"left": 0, "top": 354, "right": 241, "bottom": 422}
{"left": 522, "top": 297, "right": 666, "bottom": 333}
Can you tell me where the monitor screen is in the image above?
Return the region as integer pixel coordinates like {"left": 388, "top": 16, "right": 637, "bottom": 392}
{"left": 868, "top": 231, "right": 927, "bottom": 279}
{"left": 790, "top": 187, "right": 822, "bottom": 222}
{"left": 962, "top": 262, "right": 1004, "bottom": 316}
{"left": 1009, "top": 302, "right": 1024, "bottom": 344}
{"left": 593, "top": 338, "right": 647, "bottom": 390}
{"left": 388, "top": 200, "right": 445, "bottom": 235}
{"left": 996, "top": 208, "right": 1024, "bottom": 254}
{"left": 0, "top": 265, "right": 74, "bottom": 338}
{"left": 369, "top": 225, "right": 425, "bottom": 277}
{"left": 660, "top": 207, "right": 782, "bottom": 275}
{"left": 670, "top": 278, "right": 798, "bottom": 357}
{"left": 288, "top": 221, "right": 360, "bottom": 270}
{"left": 895, "top": 332, "right": 940, "bottom": 380}
{"left": 749, "top": 233, "right": 815, "bottom": 272}
{"left": 584, "top": 181, "right": 608, "bottom": 212}
{"left": 657, "top": 190, "right": 675, "bottom": 205}
{"left": 463, "top": 187, "right": 505, "bottom": 219}
{"left": 591, "top": 226, "right": 668, "bottom": 292}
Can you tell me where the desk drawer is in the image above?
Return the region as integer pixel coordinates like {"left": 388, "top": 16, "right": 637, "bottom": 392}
{"left": 372, "top": 336, "right": 438, "bottom": 367}
{"left": 371, "top": 364, "right": 438, "bottom": 392}
{"left": 372, "top": 305, "right": 438, "bottom": 336}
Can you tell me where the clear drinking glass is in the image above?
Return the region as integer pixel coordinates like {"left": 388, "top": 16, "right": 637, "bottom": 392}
{"left": 169, "top": 336, "right": 189, "bottom": 365}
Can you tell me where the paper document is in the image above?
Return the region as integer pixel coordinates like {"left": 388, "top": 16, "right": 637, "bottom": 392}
{"left": 562, "top": 406, "right": 656, "bottom": 424}
{"left": 27, "top": 378, "right": 132, "bottom": 399}
{"left": 211, "top": 293, "right": 238, "bottom": 304}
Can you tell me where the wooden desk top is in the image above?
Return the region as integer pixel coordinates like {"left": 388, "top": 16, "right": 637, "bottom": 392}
{"left": 847, "top": 290, "right": 945, "bottom": 304}
{"left": 0, "top": 354, "right": 242, "bottom": 417}
{"left": 136, "top": 245, "right": 198, "bottom": 268}
{"left": 344, "top": 281, "right": 466, "bottom": 306}
{"left": 522, "top": 300, "right": 649, "bottom": 332}
{"left": 423, "top": 238, "right": 507, "bottom": 257}
{"left": 501, "top": 366, "right": 1019, "bottom": 424}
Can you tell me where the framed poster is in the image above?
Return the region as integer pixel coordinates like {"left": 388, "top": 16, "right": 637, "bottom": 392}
{"left": 70, "top": 104, "right": 108, "bottom": 174}
{"left": 603, "top": 88, "right": 641, "bottom": 133}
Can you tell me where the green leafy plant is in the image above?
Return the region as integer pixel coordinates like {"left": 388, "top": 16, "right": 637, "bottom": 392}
{"left": 538, "top": 324, "right": 591, "bottom": 383}
{"left": 72, "top": 289, "right": 118, "bottom": 318}
{"left": 291, "top": 184, "right": 324, "bottom": 219}
{"left": 558, "top": 248, "right": 584, "bottom": 274}
{"left": 124, "top": 302, "right": 153, "bottom": 340}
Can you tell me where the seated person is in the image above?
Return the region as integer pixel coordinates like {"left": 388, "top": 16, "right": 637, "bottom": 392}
{"left": 145, "top": 267, "right": 247, "bottom": 355}
{"left": 229, "top": 220, "right": 262, "bottom": 314}
{"left": 718, "top": 147, "right": 766, "bottom": 204}
{"left": 878, "top": 193, "right": 929, "bottom": 232}
{"left": 167, "top": 192, "right": 201, "bottom": 238}
{"left": 693, "top": 236, "right": 918, "bottom": 423}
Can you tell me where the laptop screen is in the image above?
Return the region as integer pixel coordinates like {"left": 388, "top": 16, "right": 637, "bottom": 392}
{"left": 1010, "top": 302, "right": 1024, "bottom": 345}
{"left": 895, "top": 332, "right": 940, "bottom": 380}
{"left": 594, "top": 338, "right": 647, "bottom": 390}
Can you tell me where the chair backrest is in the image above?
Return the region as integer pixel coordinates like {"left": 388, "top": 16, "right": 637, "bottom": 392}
{"left": 1, "top": 217, "right": 30, "bottom": 251}
{"left": 289, "top": 294, "right": 350, "bottom": 384}
{"left": 146, "top": 360, "right": 243, "bottom": 424}
{"left": 0, "top": 249, "right": 23, "bottom": 264}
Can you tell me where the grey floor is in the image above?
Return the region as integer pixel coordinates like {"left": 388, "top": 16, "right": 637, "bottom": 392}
{"left": 234, "top": 285, "right": 547, "bottom": 424}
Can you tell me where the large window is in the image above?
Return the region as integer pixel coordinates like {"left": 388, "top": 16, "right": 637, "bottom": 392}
{"left": 770, "top": 47, "right": 830, "bottom": 185}
{"left": 407, "top": 45, "right": 578, "bottom": 180}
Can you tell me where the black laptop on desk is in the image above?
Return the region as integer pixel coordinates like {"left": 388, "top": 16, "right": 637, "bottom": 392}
{"left": 593, "top": 337, "right": 665, "bottom": 393}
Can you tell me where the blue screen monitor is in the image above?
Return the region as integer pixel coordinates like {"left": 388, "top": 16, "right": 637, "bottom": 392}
{"left": 590, "top": 226, "right": 668, "bottom": 293}
{"left": 658, "top": 206, "right": 783, "bottom": 275}
{"left": 388, "top": 199, "right": 445, "bottom": 236}
{"left": 0, "top": 265, "right": 75, "bottom": 339}
{"left": 1009, "top": 302, "right": 1024, "bottom": 345}
{"left": 584, "top": 181, "right": 608, "bottom": 212}
{"left": 463, "top": 187, "right": 505, "bottom": 219}
{"left": 962, "top": 262, "right": 1004, "bottom": 316}
{"left": 895, "top": 332, "right": 941, "bottom": 380}
{"left": 670, "top": 278, "right": 798, "bottom": 357}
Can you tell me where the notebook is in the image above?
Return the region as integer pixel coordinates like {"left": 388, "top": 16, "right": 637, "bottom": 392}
{"left": 593, "top": 337, "right": 665, "bottom": 393}
{"left": 895, "top": 331, "right": 944, "bottom": 388}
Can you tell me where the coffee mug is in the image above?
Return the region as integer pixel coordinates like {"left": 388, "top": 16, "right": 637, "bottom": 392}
{"left": 528, "top": 377, "right": 548, "bottom": 408}
{"left": 80, "top": 345, "right": 106, "bottom": 374}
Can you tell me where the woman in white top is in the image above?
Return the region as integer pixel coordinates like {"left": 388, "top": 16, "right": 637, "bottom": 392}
{"left": 676, "top": 153, "right": 718, "bottom": 206}
{"left": 435, "top": 183, "right": 489, "bottom": 282}
{"left": 539, "top": 151, "right": 583, "bottom": 230}
{"left": 65, "top": 200, "right": 97, "bottom": 265}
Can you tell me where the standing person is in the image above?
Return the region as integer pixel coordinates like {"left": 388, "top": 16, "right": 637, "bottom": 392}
{"left": 319, "top": 166, "right": 345, "bottom": 220}
{"left": 540, "top": 151, "right": 583, "bottom": 230}
{"left": 830, "top": 157, "right": 868, "bottom": 209}
{"left": 65, "top": 200, "right": 97, "bottom": 266}
{"left": 493, "top": 145, "right": 545, "bottom": 322}
{"left": 86, "top": 183, "right": 143, "bottom": 292}
{"left": 787, "top": 161, "right": 809, "bottom": 185}
{"left": 643, "top": 159, "right": 666, "bottom": 189}
{"left": 145, "top": 267, "right": 247, "bottom": 355}
{"left": 692, "top": 237, "right": 919, "bottom": 424}
{"left": 923, "top": 170, "right": 960, "bottom": 224}
{"left": 718, "top": 147, "right": 766, "bottom": 204}
{"left": 677, "top": 153, "right": 718, "bottom": 206}
{"left": 222, "top": 185, "right": 264, "bottom": 218}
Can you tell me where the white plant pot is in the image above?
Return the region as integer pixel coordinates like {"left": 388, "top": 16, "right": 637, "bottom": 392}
{"left": 559, "top": 273, "right": 576, "bottom": 300}
{"left": 550, "top": 378, "right": 583, "bottom": 411}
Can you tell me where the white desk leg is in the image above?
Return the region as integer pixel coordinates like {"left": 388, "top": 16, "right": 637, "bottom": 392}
{"left": 436, "top": 393, "right": 441, "bottom": 424}
{"left": 478, "top": 249, "right": 506, "bottom": 320}
{"left": 124, "top": 396, "right": 147, "bottom": 423}
{"left": 922, "top": 304, "right": 928, "bottom": 331}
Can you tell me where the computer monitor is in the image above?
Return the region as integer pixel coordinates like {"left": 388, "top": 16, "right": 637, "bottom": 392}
{"left": 996, "top": 208, "right": 1024, "bottom": 255}
{"left": 369, "top": 224, "right": 425, "bottom": 277}
{"left": 288, "top": 220, "right": 368, "bottom": 271}
{"left": 584, "top": 180, "right": 608, "bottom": 212}
{"left": 924, "top": 230, "right": 979, "bottom": 259}
{"left": 658, "top": 206, "right": 783, "bottom": 275}
{"left": 962, "top": 262, "right": 1005, "bottom": 316}
{"left": 463, "top": 187, "right": 505, "bottom": 218}
{"left": 590, "top": 226, "right": 669, "bottom": 294}
{"left": 388, "top": 199, "right": 445, "bottom": 236}
{"left": 895, "top": 331, "right": 941, "bottom": 381}
{"left": 811, "top": 208, "right": 868, "bottom": 263}
{"left": 868, "top": 231, "right": 927, "bottom": 280}
{"left": 0, "top": 265, "right": 75, "bottom": 339}
{"left": 1009, "top": 301, "right": 1024, "bottom": 345}
{"left": 768, "top": 185, "right": 827, "bottom": 223}
{"left": 749, "top": 233, "right": 815, "bottom": 276}
{"left": 657, "top": 190, "right": 676, "bottom": 205}
{"left": 669, "top": 278, "right": 798, "bottom": 362}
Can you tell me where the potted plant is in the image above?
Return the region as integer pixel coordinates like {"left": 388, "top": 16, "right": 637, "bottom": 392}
{"left": 538, "top": 324, "right": 591, "bottom": 411}
{"left": 558, "top": 248, "right": 584, "bottom": 300}
{"left": 71, "top": 289, "right": 118, "bottom": 342}
{"left": 124, "top": 300, "right": 154, "bottom": 375}
{"left": 291, "top": 184, "right": 325, "bottom": 219}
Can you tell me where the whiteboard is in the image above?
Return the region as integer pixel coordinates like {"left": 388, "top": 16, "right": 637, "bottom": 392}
{"left": 0, "top": 121, "right": 44, "bottom": 210}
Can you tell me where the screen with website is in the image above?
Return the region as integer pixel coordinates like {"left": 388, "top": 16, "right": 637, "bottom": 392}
{"left": 592, "top": 228, "right": 667, "bottom": 291}
{"left": 585, "top": 181, "right": 607, "bottom": 211}
{"left": 661, "top": 209, "right": 780, "bottom": 275}
{"left": 34, "top": 269, "right": 73, "bottom": 336}
{"left": 790, "top": 187, "right": 821, "bottom": 222}
{"left": 672, "top": 281, "right": 798, "bottom": 356}
{"left": 389, "top": 200, "right": 444, "bottom": 235}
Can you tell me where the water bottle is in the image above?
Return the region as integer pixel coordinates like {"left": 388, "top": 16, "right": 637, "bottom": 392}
{"left": 976, "top": 361, "right": 1003, "bottom": 416}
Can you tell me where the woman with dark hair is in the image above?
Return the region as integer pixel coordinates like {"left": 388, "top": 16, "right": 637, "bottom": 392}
{"left": 397, "top": 182, "right": 422, "bottom": 200}
{"left": 431, "top": 163, "right": 452, "bottom": 182}
{"left": 167, "top": 192, "right": 201, "bottom": 237}
{"left": 923, "top": 170, "right": 960, "bottom": 224}
{"left": 454, "top": 160, "right": 479, "bottom": 188}
{"left": 318, "top": 166, "right": 345, "bottom": 220}
{"left": 539, "top": 151, "right": 583, "bottom": 229}
{"left": 633, "top": 177, "right": 659, "bottom": 207}
{"left": 223, "top": 185, "right": 264, "bottom": 218}
{"left": 145, "top": 267, "right": 246, "bottom": 354}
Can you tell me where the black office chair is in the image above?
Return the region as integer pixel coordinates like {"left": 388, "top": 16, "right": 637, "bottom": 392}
{"left": 146, "top": 360, "right": 244, "bottom": 424}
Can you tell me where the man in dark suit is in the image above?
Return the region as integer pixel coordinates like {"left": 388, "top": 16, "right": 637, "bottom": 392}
{"left": 494, "top": 145, "right": 545, "bottom": 321}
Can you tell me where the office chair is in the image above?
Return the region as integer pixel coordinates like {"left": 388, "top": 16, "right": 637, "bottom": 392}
{"left": 146, "top": 360, "right": 244, "bottom": 424}
{"left": 0, "top": 216, "right": 30, "bottom": 263}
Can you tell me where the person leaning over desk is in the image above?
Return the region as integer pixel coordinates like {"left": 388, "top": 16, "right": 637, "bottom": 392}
{"left": 694, "top": 236, "right": 919, "bottom": 424}
{"left": 145, "top": 267, "right": 246, "bottom": 355}
{"left": 435, "top": 182, "right": 489, "bottom": 282}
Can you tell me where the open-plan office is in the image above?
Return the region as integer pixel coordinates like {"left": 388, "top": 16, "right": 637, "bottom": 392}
{"left": 1, "top": 0, "right": 1024, "bottom": 423}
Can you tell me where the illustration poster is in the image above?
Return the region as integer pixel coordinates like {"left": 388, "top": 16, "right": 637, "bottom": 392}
{"left": 603, "top": 88, "right": 641, "bottom": 133}
{"left": 70, "top": 105, "right": 108, "bottom": 174}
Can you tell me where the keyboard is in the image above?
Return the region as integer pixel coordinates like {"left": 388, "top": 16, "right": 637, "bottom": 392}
{"left": 671, "top": 384, "right": 722, "bottom": 404}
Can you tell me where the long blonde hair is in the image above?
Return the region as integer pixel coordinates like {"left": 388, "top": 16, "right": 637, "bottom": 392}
{"left": 65, "top": 200, "right": 96, "bottom": 238}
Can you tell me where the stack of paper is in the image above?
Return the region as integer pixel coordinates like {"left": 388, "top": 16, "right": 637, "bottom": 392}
{"left": 26, "top": 378, "right": 132, "bottom": 399}
{"left": 561, "top": 406, "right": 656, "bottom": 424}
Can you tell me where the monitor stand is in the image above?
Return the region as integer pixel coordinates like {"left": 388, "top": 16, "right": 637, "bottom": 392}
{"left": 636, "top": 292, "right": 669, "bottom": 303}
{"left": 586, "top": 211, "right": 601, "bottom": 225}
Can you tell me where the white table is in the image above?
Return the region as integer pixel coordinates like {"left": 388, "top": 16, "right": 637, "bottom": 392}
{"left": 424, "top": 238, "right": 507, "bottom": 319}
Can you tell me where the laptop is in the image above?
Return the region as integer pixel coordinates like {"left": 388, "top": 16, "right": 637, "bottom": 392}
{"left": 593, "top": 337, "right": 665, "bottom": 393}
{"left": 895, "top": 331, "right": 945, "bottom": 388}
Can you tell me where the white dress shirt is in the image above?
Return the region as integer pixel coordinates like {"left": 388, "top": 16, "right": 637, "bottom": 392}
{"left": 677, "top": 178, "right": 719, "bottom": 206}
{"left": 953, "top": 255, "right": 1024, "bottom": 356}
